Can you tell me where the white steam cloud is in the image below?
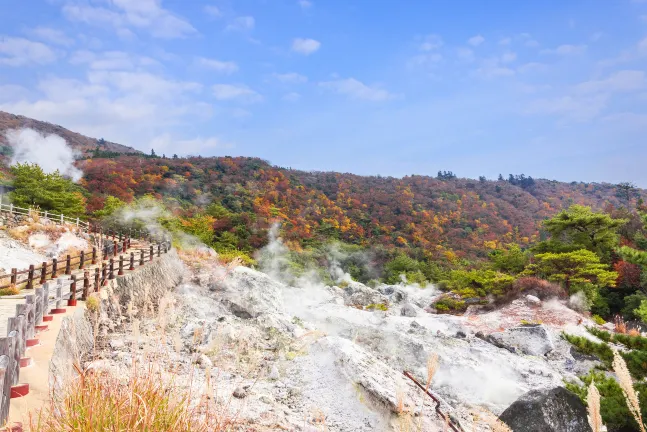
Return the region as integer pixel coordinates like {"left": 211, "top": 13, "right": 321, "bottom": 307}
{"left": 7, "top": 128, "right": 83, "bottom": 181}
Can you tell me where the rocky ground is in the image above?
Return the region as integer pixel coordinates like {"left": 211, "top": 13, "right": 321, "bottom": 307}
{"left": 83, "top": 252, "right": 603, "bottom": 432}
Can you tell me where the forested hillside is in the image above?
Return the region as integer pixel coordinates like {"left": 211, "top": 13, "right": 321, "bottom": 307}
{"left": 79, "top": 154, "right": 646, "bottom": 262}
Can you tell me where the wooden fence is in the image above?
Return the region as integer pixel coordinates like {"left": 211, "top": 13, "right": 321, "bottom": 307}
{"left": 0, "top": 226, "right": 171, "bottom": 425}
{"left": 0, "top": 202, "right": 89, "bottom": 230}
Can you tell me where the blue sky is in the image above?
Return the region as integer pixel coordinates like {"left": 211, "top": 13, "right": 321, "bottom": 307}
{"left": 2, "top": 1, "right": 647, "bottom": 185}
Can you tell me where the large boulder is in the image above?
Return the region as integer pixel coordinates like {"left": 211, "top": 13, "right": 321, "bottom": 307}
{"left": 487, "top": 324, "right": 555, "bottom": 356}
{"left": 219, "top": 266, "right": 285, "bottom": 318}
{"left": 499, "top": 387, "right": 590, "bottom": 432}
{"left": 342, "top": 281, "right": 388, "bottom": 307}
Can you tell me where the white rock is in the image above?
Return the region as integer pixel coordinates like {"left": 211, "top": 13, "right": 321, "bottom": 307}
{"left": 526, "top": 295, "right": 541, "bottom": 306}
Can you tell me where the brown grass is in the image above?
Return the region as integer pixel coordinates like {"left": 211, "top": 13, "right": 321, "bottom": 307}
{"left": 0, "top": 285, "right": 20, "bottom": 296}
{"left": 612, "top": 349, "right": 647, "bottom": 432}
{"left": 27, "top": 364, "right": 239, "bottom": 432}
{"left": 587, "top": 380, "right": 602, "bottom": 432}
{"left": 615, "top": 316, "right": 628, "bottom": 334}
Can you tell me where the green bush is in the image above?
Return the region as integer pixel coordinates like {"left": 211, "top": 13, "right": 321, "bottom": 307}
{"left": 566, "top": 370, "right": 647, "bottom": 432}
{"left": 433, "top": 297, "right": 466, "bottom": 313}
{"left": 592, "top": 314, "right": 606, "bottom": 325}
{"left": 365, "top": 303, "right": 389, "bottom": 311}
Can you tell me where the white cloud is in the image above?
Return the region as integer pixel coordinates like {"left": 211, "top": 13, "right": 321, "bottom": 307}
{"left": 62, "top": 0, "right": 196, "bottom": 39}
{"left": 540, "top": 44, "right": 587, "bottom": 55}
{"left": 226, "top": 16, "right": 255, "bottom": 31}
{"left": 298, "top": 0, "right": 313, "bottom": 9}
{"left": 272, "top": 72, "right": 308, "bottom": 83}
{"left": 283, "top": 92, "right": 301, "bottom": 102}
{"left": 0, "top": 85, "right": 29, "bottom": 103}
{"left": 474, "top": 58, "right": 515, "bottom": 78}
{"left": 319, "top": 78, "right": 394, "bottom": 101}
{"left": 0, "top": 37, "right": 57, "bottom": 66}
{"left": 0, "top": 71, "right": 211, "bottom": 151}
{"left": 517, "top": 62, "right": 547, "bottom": 74}
{"left": 420, "top": 34, "right": 443, "bottom": 51}
{"left": 526, "top": 95, "right": 606, "bottom": 121}
{"left": 456, "top": 47, "right": 474, "bottom": 62}
{"left": 212, "top": 84, "right": 262, "bottom": 102}
{"left": 468, "top": 35, "right": 485, "bottom": 47}
{"left": 28, "top": 27, "right": 74, "bottom": 46}
{"left": 196, "top": 57, "right": 238, "bottom": 74}
{"left": 409, "top": 53, "right": 443, "bottom": 68}
{"left": 69, "top": 50, "right": 160, "bottom": 70}
{"left": 204, "top": 5, "right": 222, "bottom": 18}
{"left": 575, "top": 70, "right": 645, "bottom": 94}
{"left": 150, "top": 133, "right": 233, "bottom": 155}
{"left": 292, "top": 38, "right": 321, "bottom": 55}
{"left": 499, "top": 37, "right": 511, "bottom": 46}
{"left": 501, "top": 51, "right": 517, "bottom": 63}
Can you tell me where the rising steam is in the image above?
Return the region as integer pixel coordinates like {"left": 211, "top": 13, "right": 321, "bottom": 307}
{"left": 6, "top": 128, "right": 83, "bottom": 181}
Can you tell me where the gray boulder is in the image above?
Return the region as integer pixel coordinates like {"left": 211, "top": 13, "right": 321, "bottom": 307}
{"left": 400, "top": 303, "right": 419, "bottom": 317}
{"left": 220, "top": 266, "right": 285, "bottom": 318}
{"left": 487, "top": 324, "right": 555, "bottom": 356}
{"left": 343, "top": 281, "right": 388, "bottom": 307}
{"left": 499, "top": 387, "right": 590, "bottom": 432}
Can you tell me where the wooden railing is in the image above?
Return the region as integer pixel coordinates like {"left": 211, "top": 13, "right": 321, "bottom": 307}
{"left": 0, "top": 202, "right": 89, "bottom": 230}
{"left": 0, "top": 226, "right": 172, "bottom": 425}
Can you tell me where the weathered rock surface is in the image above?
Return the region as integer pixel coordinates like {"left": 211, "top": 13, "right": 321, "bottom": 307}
{"left": 219, "top": 266, "right": 285, "bottom": 318}
{"left": 487, "top": 324, "right": 555, "bottom": 356}
{"left": 499, "top": 387, "right": 591, "bottom": 432}
{"left": 342, "top": 281, "right": 388, "bottom": 307}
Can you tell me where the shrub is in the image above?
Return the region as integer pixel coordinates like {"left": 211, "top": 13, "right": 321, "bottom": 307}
{"left": 0, "top": 285, "right": 20, "bottom": 296}
{"left": 365, "top": 303, "right": 388, "bottom": 311}
{"left": 85, "top": 294, "right": 100, "bottom": 313}
{"left": 433, "top": 296, "right": 466, "bottom": 314}
{"left": 508, "top": 276, "right": 566, "bottom": 300}
{"left": 593, "top": 315, "right": 607, "bottom": 325}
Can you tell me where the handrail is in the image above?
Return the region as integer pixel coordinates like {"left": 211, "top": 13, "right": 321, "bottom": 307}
{"left": 0, "top": 202, "right": 89, "bottom": 229}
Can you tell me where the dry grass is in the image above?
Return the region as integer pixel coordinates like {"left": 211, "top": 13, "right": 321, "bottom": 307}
{"left": 612, "top": 349, "right": 647, "bottom": 432}
{"left": 472, "top": 409, "right": 513, "bottom": 432}
{"left": 426, "top": 354, "right": 439, "bottom": 391}
{"left": 0, "top": 285, "right": 20, "bottom": 296}
{"left": 27, "top": 364, "right": 239, "bottom": 432}
{"left": 628, "top": 328, "right": 641, "bottom": 337}
{"left": 85, "top": 294, "right": 100, "bottom": 313}
{"left": 615, "top": 315, "right": 628, "bottom": 334}
{"left": 587, "top": 380, "right": 602, "bottom": 432}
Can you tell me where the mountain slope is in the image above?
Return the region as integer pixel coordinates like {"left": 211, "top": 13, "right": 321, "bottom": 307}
{"left": 0, "top": 111, "right": 141, "bottom": 156}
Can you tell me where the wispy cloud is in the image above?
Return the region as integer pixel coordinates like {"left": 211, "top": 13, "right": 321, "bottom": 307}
{"left": 468, "top": 35, "right": 485, "bottom": 47}
{"left": 283, "top": 92, "right": 301, "bottom": 102}
{"left": 540, "top": 44, "right": 587, "bottom": 55}
{"left": 226, "top": 16, "right": 255, "bottom": 31}
{"left": 291, "top": 38, "right": 321, "bottom": 55}
{"left": 319, "top": 78, "right": 394, "bottom": 101}
{"left": 575, "top": 70, "right": 645, "bottom": 94}
{"left": 62, "top": 0, "right": 196, "bottom": 39}
{"left": 298, "top": 0, "right": 313, "bottom": 9}
{"left": 272, "top": 72, "right": 308, "bottom": 83}
{"left": 196, "top": 57, "right": 239, "bottom": 74}
{"left": 28, "top": 27, "right": 74, "bottom": 46}
{"left": 204, "top": 5, "right": 222, "bottom": 18}
{"left": 212, "top": 84, "right": 262, "bottom": 103}
{"left": 0, "top": 37, "right": 57, "bottom": 66}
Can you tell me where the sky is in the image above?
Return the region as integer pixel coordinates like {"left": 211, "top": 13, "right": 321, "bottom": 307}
{"left": 1, "top": 1, "right": 647, "bottom": 185}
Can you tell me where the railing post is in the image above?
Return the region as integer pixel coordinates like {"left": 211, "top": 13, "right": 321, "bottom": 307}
{"left": 122, "top": 240, "right": 127, "bottom": 253}
{"left": 79, "top": 251, "right": 85, "bottom": 269}
{"left": 10, "top": 269, "right": 16, "bottom": 286}
{"left": 139, "top": 250, "right": 145, "bottom": 266}
{"left": 101, "top": 264, "right": 108, "bottom": 286}
{"left": 129, "top": 252, "right": 135, "bottom": 270}
{"left": 82, "top": 272, "right": 89, "bottom": 301}
{"left": 68, "top": 275, "right": 77, "bottom": 306}
{"left": 26, "top": 265, "right": 34, "bottom": 290}
{"left": 43, "top": 210, "right": 48, "bottom": 219}
{"left": 157, "top": 244, "right": 161, "bottom": 257}
{"left": 113, "top": 241, "right": 118, "bottom": 257}
{"left": 9, "top": 204, "right": 13, "bottom": 214}
{"left": 75, "top": 217, "right": 79, "bottom": 227}
{"left": 65, "top": 255, "right": 71, "bottom": 275}
{"left": 51, "top": 258, "right": 57, "bottom": 279}
{"left": 150, "top": 245, "right": 154, "bottom": 261}
{"left": 109, "top": 259, "right": 115, "bottom": 280}
{"left": 91, "top": 247, "right": 97, "bottom": 265}
{"left": 127, "top": 237, "right": 131, "bottom": 249}
{"left": 118, "top": 256, "right": 124, "bottom": 276}
{"left": 60, "top": 214, "right": 63, "bottom": 224}
{"left": 39, "top": 262, "right": 47, "bottom": 285}
{"left": 94, "top": 268, "right": 100, "bottom": 292}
